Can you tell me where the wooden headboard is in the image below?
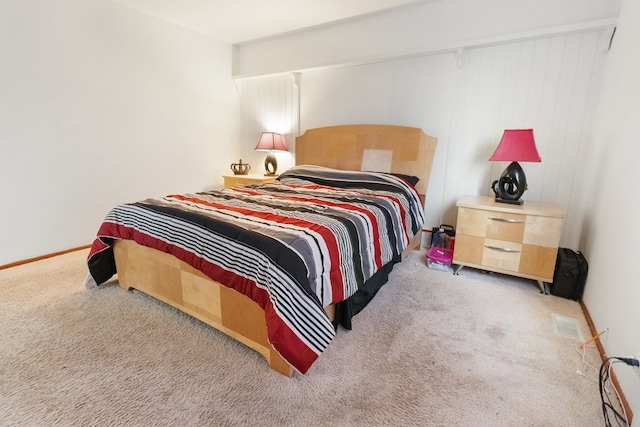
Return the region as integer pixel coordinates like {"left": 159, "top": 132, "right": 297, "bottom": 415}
{"left": 295, "top": 124, "right": 438, "bottom": 197}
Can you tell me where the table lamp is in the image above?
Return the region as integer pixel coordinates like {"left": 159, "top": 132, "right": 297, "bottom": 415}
{"left": 489, "top": 129, "right": 541, "bottom": 205}
{"left": 255, "top": 132, "right": 288, "bottom": 176}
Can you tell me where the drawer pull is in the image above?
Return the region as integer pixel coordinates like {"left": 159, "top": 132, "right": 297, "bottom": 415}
{"left": 485, "top": 245, "right": 521, "bottom": 253}
{"left": 488, "top": 217, "right": 524, "bottom": 224}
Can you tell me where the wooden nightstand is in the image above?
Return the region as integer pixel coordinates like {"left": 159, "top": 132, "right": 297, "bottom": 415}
{"left": 452, "top": 195, "right": 566, "bottom": 293}
{"left": 223, "top": 174, "right": 277, "bottom": 189}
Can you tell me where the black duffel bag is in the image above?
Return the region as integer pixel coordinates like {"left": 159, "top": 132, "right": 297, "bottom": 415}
{"left": 550, "top": 248, "right": 588, "bottom": 301}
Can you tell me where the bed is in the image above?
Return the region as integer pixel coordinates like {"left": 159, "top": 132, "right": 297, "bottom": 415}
{"left": 86, "top": 124, "right": 437, "bottom": 376}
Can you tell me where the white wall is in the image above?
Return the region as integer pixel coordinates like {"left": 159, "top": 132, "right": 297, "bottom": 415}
{"left": 234, "top": 0, "right": 619, "bottom": 77}
{"left": 0, "top": 0, "right": 239, "bottom": 266}
{"left": 581, "top": 0, "right": 640, "bottom": 418}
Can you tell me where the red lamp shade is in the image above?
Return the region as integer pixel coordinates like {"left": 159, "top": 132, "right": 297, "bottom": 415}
{"left": 489, "top": 129, "right": 541, "bottom": 162}
{"left": 254, "top": 132, "right": 288, "bottom": 176}
{"left": 254, "top": 132, "right": 288, "bottom": 152}
{"left": 489, "top": 129, "right": 541, "bottom": 205}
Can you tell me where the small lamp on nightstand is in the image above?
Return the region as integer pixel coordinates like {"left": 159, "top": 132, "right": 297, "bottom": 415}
{"left": 255, "top": 132, "right": 288, "bottom": 176}
{"left": 489, "top": 129, "right": 541, "bottom": 205}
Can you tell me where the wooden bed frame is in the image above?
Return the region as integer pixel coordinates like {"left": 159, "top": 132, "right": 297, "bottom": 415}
{"left": 114, "top": 124, "right": 437, "bottom": 376}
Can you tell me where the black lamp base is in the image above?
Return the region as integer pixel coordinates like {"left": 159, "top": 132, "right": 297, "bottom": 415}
{"left": 494, "top": 197, "right": 524, "bottom": 205}
{"left": 491, "top": 161, "right": 528, "bottom": 205}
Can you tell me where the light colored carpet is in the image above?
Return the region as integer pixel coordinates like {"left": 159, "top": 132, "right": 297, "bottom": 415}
{"left": 1, "top": 249, "right": 608, "bottom": 426}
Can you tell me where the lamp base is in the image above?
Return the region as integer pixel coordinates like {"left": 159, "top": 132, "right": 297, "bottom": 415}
{"left": 491, "top": 161, "right": 528, "bottom": 205}
{"left": 264, "top": 152, "right": 278, "bottom": 176}
{"left": 494, "top": 197, "right": 524, "bottom": 205}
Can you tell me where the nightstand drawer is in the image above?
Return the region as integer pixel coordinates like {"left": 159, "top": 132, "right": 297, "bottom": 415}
{"left": 482, "top": 239, "right": 522, "bottom": 272}
{"left": 457, "top": 207, "right": 526, "bottom": 242}
{"left": 454, "top": 235, "right": 522, "bottom": 273}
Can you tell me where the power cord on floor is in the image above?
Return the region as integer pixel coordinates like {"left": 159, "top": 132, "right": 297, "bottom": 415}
{"left": 599, "top": 356, "right": 638, "bottom": 427}
{"left": 575, "top": 329, "right": 608, "bottom": 383}
{"left": 575, "top": 340, "right": 599, "bottom": 383}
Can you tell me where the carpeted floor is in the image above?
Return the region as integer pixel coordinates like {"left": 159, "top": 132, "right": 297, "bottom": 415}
{"left": 0, "top": 249, "right": 610, "bottom": 426}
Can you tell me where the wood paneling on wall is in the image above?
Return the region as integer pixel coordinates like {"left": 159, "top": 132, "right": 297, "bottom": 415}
{"left": 446, "top": 31, "right": 604, "bottom": 249}
{"left": 237, "top": 74, "right": 299, "bottom": 176}
{"left": 298, "top": 29, "right": 607, "bottom": 250}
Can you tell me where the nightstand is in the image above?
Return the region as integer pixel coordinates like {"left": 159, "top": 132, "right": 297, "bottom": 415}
{"left": 452, "top": 195, "right": 566, "bottom": 293}
{"left": 223, "top": 174, "right": 277, "bottom": 189}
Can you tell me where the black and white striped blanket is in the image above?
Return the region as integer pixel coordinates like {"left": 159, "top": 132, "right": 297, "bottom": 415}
{"left": 87, "top": 165, "right": 424, "bottom": 373}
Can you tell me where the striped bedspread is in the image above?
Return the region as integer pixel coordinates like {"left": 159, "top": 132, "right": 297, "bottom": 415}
{"left": 87, "top": 165, "right": 424, "bottom": 373}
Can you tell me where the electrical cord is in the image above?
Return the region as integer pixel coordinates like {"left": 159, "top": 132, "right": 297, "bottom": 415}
{"left": 614, "top": 357, "right": 639, "bottom": 367}
{"left": 599, "top": 359, "right": 625, "bottom": 426}
{"left": 574, "top": 340, "right": 599, "bottom": 383}
{"left": 608, "top": 361, "right": 626, "bottom": 427}
{"left": 575, "top": 329, "right": 610, "bottom": 384}
{"left": 599, "top": 356, "right": 638, "bottom": 427}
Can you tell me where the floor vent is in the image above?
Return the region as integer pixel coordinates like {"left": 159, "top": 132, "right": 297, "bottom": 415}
{"left": 551, "top": 314, "right": 583, "bottom": 341}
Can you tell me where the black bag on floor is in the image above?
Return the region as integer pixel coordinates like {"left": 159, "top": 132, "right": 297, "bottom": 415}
{"left": 551, "top": 248, "right": 588, "bottom": 301}
{"left": 430, "top": 224, "right": 456, "bottom": 246}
